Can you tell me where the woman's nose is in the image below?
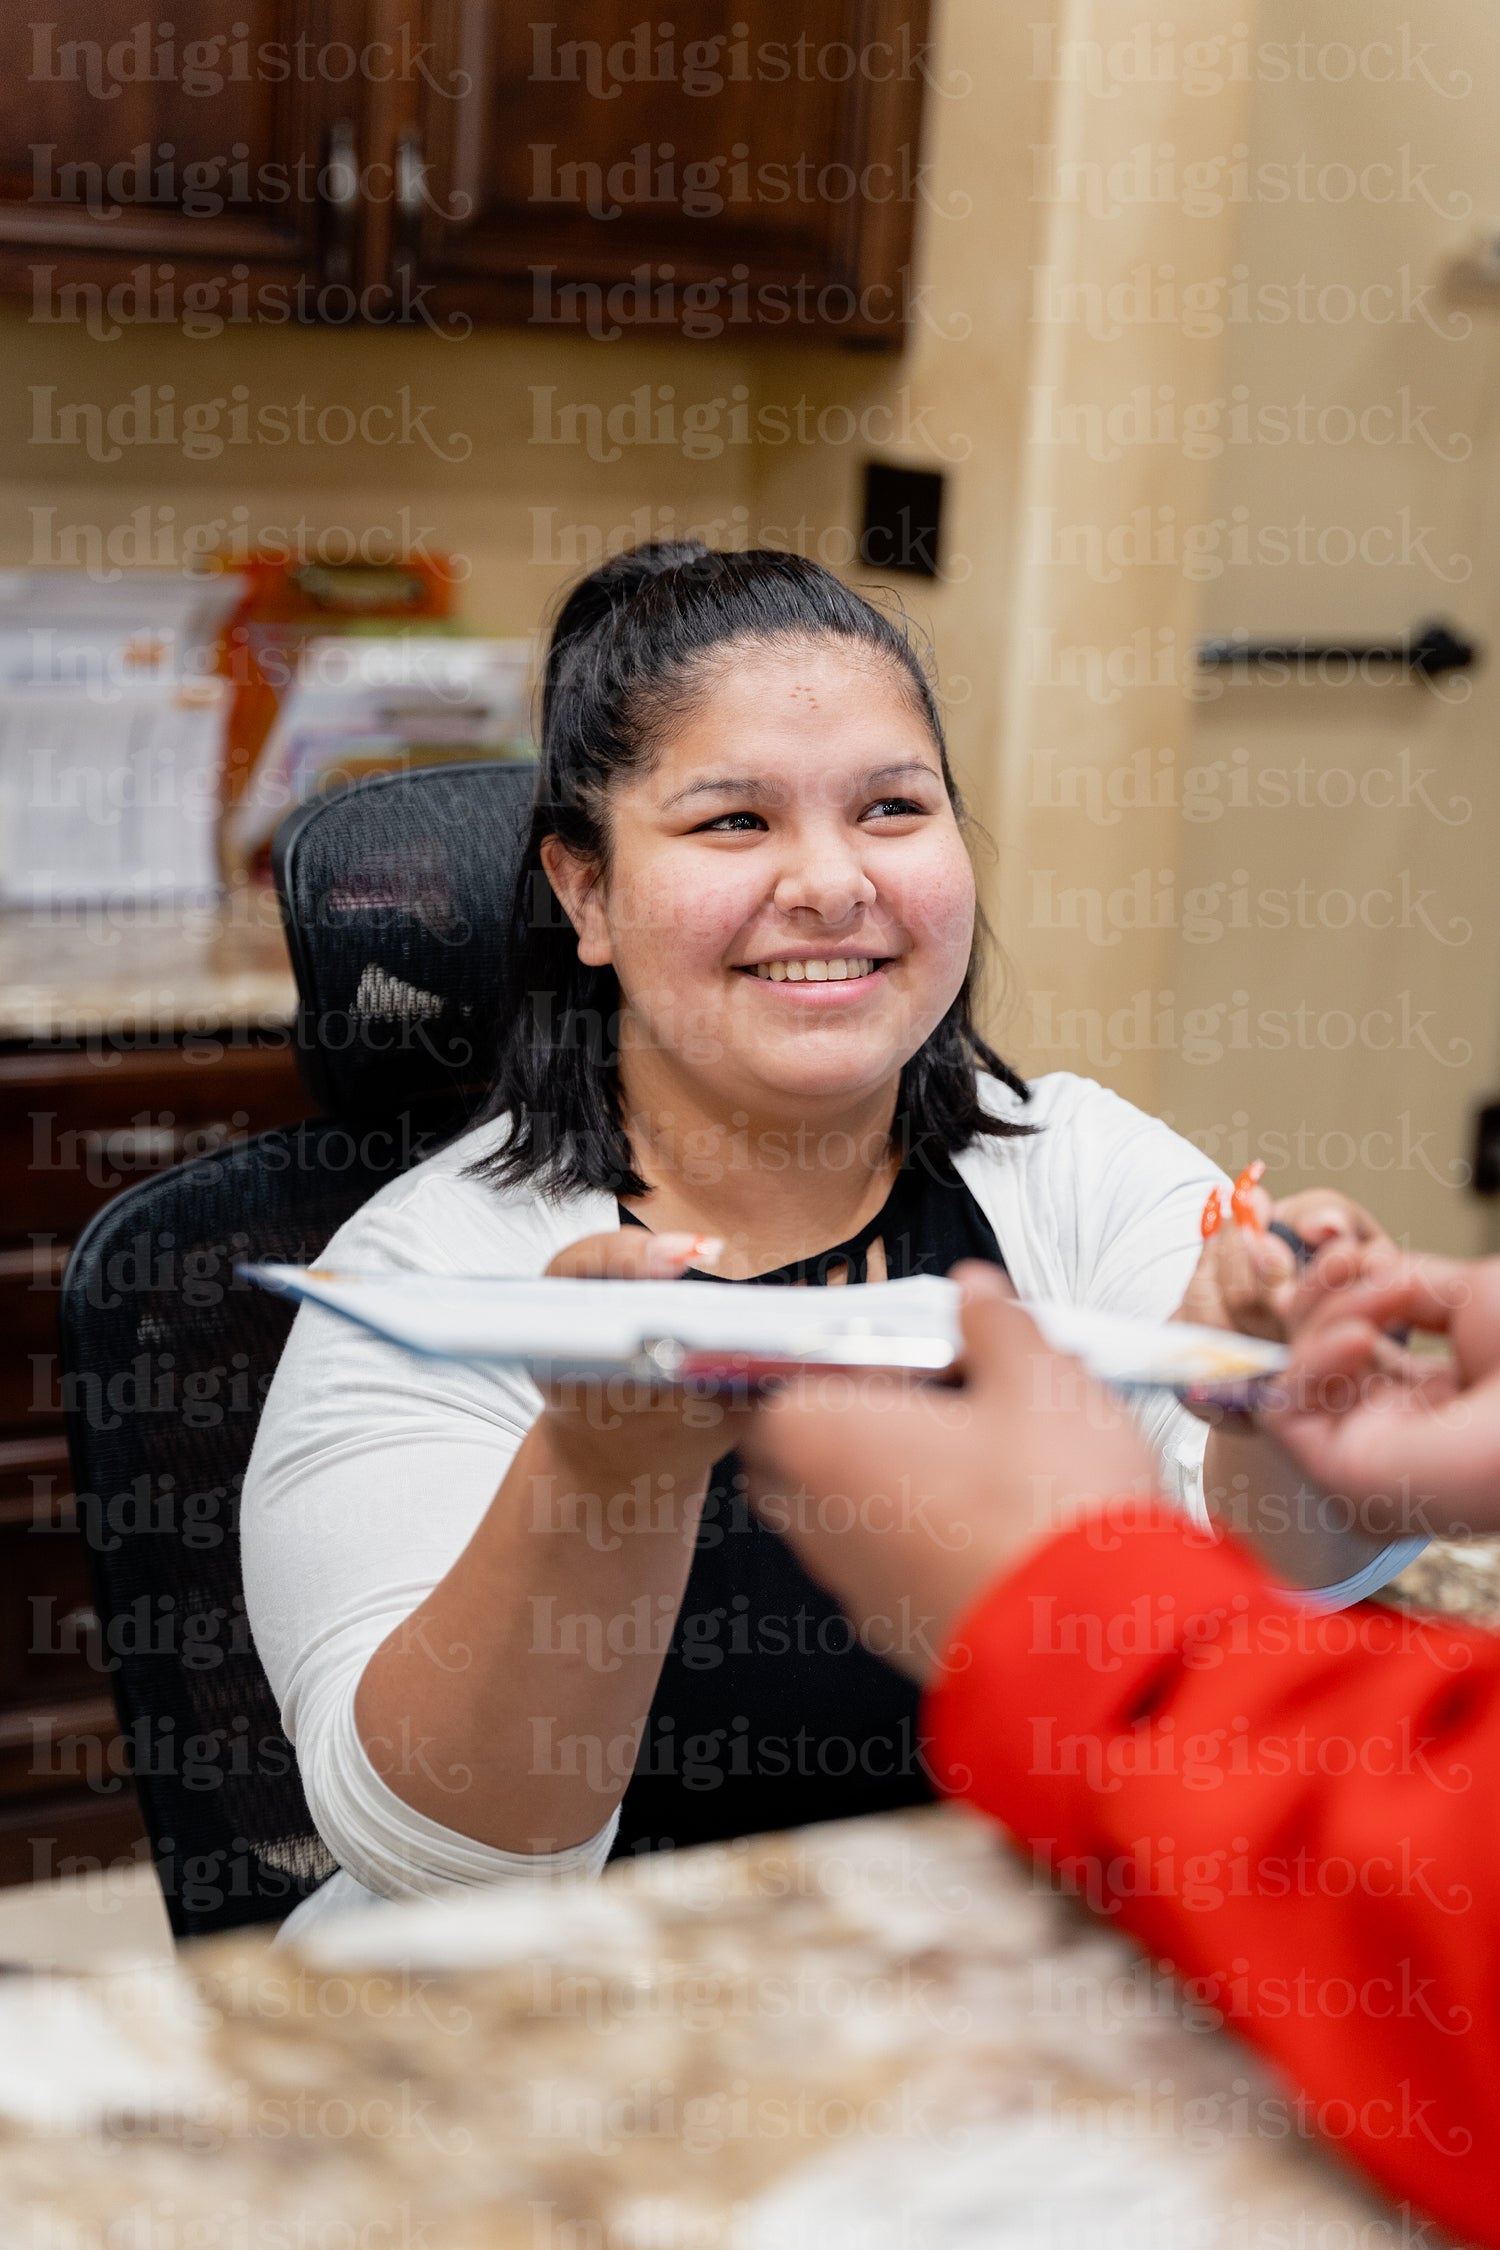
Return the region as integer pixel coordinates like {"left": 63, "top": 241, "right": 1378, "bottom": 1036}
{"left": 771, "top": 841, "right": 877, "bottom": 923}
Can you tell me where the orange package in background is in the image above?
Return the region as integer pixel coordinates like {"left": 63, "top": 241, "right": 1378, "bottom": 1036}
{"left": 214, "top": 554, "right": 459, "bottom": 811}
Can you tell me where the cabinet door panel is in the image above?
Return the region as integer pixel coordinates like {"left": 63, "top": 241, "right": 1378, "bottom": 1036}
{"left": 0, "top": 1507, "right": 102, "bottom": 1711}
{"left": 0, "top": 0, "right": 369, "bottom": 291}
{"left": 413, "top": 0, "right": 930, "bottom": 344}
{"left": 0, "top": 1246, "right": 69, "bottom": 1433}
{"left": 0, "top": 1042, "right": 312, "bottom": 1238}
{"left": 0, "top": 1785, "right": 147, "bottom": 1887}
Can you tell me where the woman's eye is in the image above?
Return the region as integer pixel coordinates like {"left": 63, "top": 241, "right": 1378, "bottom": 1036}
{"left": 695, "top": 810, "right": 768, "bottom": 833}
{"left": 863, "top": 797, "right": 926, "bottom": 821}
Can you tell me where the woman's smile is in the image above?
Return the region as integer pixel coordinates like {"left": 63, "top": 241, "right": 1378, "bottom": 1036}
{"left": 539, "top": 641, "right": 977, "bottom": 1113}
{"left": 737, "top": 953, "right": 894, "bottom": 997}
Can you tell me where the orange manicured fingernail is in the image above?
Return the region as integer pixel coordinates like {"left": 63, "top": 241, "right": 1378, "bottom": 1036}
{"left": 1231, "top": 1162, "right": 1266, "bottom": 1232}
{"left": 1200, "top": 1189, "right": 1223, "bottom": 1240}
{"left": 689, "top": 1235, "right": 724, "bottom": 1267}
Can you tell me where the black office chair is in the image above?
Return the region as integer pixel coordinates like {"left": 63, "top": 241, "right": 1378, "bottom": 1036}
{"left": 59, "top": 760, "right": 536, "bottom": 1939}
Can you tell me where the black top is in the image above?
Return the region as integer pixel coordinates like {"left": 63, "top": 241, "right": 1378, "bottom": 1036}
{"left": 611, "top": 1142, "right": 1005, "bottom": 1860}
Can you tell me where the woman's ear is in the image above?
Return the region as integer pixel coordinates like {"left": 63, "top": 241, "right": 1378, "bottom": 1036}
{"left": 539, "top": 835, "right": 612, "bottom": 967}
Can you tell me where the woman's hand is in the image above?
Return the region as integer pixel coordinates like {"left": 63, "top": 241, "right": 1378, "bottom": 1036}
{"left": 1175, "top": 1173, "right": 1390, "bottom": 1343}
{"left": 740, "top": 1265, "right": 1158, "bottom": 1681}
{"left": 538, "top": 1228, "right": 752, "bottom": 1485}
{"left": 1264, "top": 1250, "right": 1500, "bottom": 1534}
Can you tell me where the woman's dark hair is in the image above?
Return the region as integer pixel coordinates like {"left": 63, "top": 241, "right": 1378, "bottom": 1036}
{"left": 468, "top": 540, "right": 1030, "bottom": 1199}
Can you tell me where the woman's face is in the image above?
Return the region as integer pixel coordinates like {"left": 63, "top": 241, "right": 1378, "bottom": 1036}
{"left": 544, "top": 640, "right": 978, "bottom": 1121}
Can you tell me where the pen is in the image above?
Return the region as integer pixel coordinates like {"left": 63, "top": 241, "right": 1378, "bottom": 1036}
{"left": 1266, "top": 1217, "right": 1317, "bottom": 1268}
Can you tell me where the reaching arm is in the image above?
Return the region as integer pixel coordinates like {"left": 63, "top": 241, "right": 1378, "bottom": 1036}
{"left": 245, "top": 1198, "right": 747, "bottom": 1893}
{"left": 354, "top": 1381, "right": 722, "bottom": 1854}
{"left": 743, "top": 1262, "right": 1500, "bottom": 2246}
{"left": 352, "top": 1223, "right": 750, "bottom": 1857}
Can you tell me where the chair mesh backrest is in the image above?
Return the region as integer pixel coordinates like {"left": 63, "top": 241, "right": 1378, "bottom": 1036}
{"left": 60, "top": 763, "right": 537, "bottom": 1939}
{"left": 274, "top": 759, "right": 537, "bottom": 1124}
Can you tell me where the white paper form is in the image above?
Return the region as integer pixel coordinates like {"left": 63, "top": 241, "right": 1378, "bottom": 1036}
{"left": 243, "top": 1264, "right": 1289, "bottom": 1396}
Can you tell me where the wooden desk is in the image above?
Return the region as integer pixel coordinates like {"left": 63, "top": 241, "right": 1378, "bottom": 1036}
{"left": 0, "top": 896, "right": 310, "bottom": 1886}
{"left": 0, "top": 1805, "right": 1397, "bottom": 2243}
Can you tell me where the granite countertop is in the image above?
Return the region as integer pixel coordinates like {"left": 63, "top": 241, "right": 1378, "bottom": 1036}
{"left": 0, "top": 890, "right": 297, "bottom": 1041}
{"left": 1379, "top": 1534, "right": 1500, "bottom": 1627}
{"left": 0, "top": 1804, "right": 1394, "bottom": 2247}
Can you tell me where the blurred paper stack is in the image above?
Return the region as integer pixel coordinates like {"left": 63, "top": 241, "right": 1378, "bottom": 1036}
{"left": 222, "top": 635, "right": 535, "bottom": 877}
{"left": 0, "top": 563, "right": 534, "bottom": 903}
{"left": 0, "top": 570, "right": 245, "bottom": 908}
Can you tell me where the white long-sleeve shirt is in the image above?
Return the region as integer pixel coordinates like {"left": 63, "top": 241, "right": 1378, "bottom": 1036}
{"left": 241, "top": 1072, "right": 1416, "bottom": 1938}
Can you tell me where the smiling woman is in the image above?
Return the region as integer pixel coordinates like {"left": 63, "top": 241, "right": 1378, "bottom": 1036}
{"left": 241, "top": 542, "right": 1404, "bottom": 1938}
{"left": 472, "top": 542, "right": 1024, "bottom": 1240}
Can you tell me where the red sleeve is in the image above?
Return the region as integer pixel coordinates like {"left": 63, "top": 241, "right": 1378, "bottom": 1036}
{"left": 923, "top": 1501, "right": 1500, "bottom": 2247}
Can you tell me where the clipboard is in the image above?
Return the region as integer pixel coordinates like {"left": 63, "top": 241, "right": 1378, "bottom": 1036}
{"left": 241, "top": 1264, "right": 1288, "bottom": 1399}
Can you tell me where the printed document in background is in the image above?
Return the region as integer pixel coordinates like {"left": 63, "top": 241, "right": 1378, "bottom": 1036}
{"left": 0, "top": 678, "right": 227, "bottom": 906}
{"left": 0, "top": 569, "right": 244, "bottom": 693}
{"left": 225, "top": 635, "right": 535, "bottom": 865}
{"left": 0, "top": 570, "right": 246, "bottom": 907}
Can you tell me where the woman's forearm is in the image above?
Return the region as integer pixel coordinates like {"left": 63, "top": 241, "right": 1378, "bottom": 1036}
{"left": 1202, "top": 1420, "right": 1396, "bottom": 1591}
{"left": 354, "top": 1415, "right": 710, "bottom": 1853}
{"left": 925, "top": 1508, "right": 1500, "bottom": 2248}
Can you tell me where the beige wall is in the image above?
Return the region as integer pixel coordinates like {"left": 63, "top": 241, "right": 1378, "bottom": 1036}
{"left": 0, "top": 319, "right": 754, "bottom": 636}
{"left": 985, "top": 0, "right": 1259, "bottom": 1110}
{"left": 1156, "top": 0, "right": 1500, "bottom": 1251}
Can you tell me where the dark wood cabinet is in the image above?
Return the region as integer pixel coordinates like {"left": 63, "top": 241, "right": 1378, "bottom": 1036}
{"left": 0, "top": 1031, "right": 313, "bottom": 1887}
{"left": 410, "top": 0, "right": 930, "bottom": 343}
{"left": 0, "top": 1, "right": 366, "bottom": 291}
{"left": 0, "top": 0, "right": 930, "bottom": 344}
